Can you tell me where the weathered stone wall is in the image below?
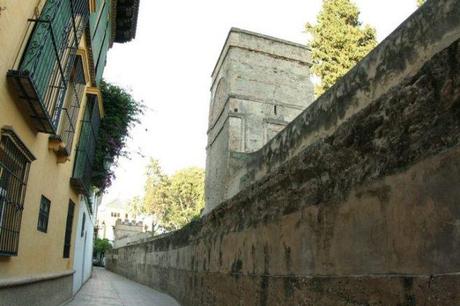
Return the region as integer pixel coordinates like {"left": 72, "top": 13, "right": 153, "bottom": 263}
{"left": 205, "top": 28, "right": 315, "bottom": 213}
{"left": 107, "top": 1, "right": 460, "bottom": 305}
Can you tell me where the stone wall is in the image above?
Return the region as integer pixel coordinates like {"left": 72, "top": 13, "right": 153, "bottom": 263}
{"left": 107, "top": 1, "right": 460, "bottom": 305}
{"left": 205, "top": 28, "right": 314, "bottom": 213}
{"left": 113, "top": 219, "right": 144, "bottom": 240}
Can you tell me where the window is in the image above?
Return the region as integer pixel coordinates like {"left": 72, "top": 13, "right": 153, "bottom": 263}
{"left": 0, "top": 128, "right": 35, "bottom": 256}
{"left": 63, "top": 200, "right": 75, "bottom": 258}
{"left": 37, "top": 196, "right": 51, "bottom": 233}
{"left": 70, "top": 95, "right": 100, "bottom": 195}
{"left": 53, "top": 56, "right": 86, "bottom": 156}
{"left": 7, "top": 0, "right": 90, "bottom": 134}
{"left": 81, "top": 212, "right": 86, "bottom": 237}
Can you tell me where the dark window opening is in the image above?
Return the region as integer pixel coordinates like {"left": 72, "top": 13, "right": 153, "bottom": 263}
{"left": 37, "top": 196, "right": 51, "bottom": 233}
{"left": 63, "top": 200, "right": 75, "bottom": 258}
{"left": 0, "top": 128, "right": 34, "bottom": 256}
{"left": 81, "top": 212, "right": 86, "bottom": 237}
{"left": 70, "top": 95, "right": 100, "bottom": 195}
{"left": 274, "top": 105, "right": 277, "bottom": 115}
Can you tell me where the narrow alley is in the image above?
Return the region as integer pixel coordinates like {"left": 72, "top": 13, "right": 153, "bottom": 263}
{"left": 66, "top": 268, "right": 179, "bottom": 306}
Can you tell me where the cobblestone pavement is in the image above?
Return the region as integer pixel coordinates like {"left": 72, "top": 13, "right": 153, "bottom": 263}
{"left": 66, "top": 267, "right": 180, "bottom": 306}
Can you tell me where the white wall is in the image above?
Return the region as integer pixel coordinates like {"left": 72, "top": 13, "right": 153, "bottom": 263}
{"left": 72, "top": 197, "right": 95, "bottom": 294}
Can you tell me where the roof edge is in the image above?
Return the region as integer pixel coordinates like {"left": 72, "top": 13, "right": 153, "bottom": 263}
{"left": 211, "top": 27, "right": 310, "bottom": 80}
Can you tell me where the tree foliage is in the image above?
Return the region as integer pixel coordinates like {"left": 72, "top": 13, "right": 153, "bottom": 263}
{"left": 128, "top": 196, "right": 146, "bottom": 217}
{"left": 417, "top": 0, "right": 425, "bottom": 7}
{"left": 92, "top": 81, "right": 143, "bottom": 192}
{"left": 136, "top": 158, "right": 205, "bottom": 232}
{"left": 306, "top": 0, "right": 377, "bottom": 96}
{"left": 93, "top": 238, "right": 112, "bottom": 260}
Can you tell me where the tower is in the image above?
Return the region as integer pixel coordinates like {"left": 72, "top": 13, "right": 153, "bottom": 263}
{"left": 204, "top": 28, "right": 314, "bottom": 214}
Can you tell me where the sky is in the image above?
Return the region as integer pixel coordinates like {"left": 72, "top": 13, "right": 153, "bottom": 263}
{"left": 101, "top": 0, "right": 419, "bottom": 206}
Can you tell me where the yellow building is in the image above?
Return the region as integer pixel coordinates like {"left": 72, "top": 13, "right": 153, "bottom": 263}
{"left": 0, "top": 1, "right": 139, "bottom": 305}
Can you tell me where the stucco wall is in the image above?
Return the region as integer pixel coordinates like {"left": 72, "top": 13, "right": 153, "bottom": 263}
{"left": 0, "top": 272, "right": 73, "bottom": 306}
{"left": 0, "top": 0, "right": 87, "bottom": 279}
{"left": 72, "top": 198, "right": 95, "bottom": 294}
{"left": 107, "top": 1, "right": 460, "bottom": 305}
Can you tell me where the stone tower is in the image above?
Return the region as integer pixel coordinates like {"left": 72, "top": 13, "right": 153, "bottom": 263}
{"left": 204, "top": 28, "right": 314, "bottom": 214}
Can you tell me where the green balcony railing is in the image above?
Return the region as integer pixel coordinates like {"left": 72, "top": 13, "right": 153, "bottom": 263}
{"left": 71, "top": 95, "right": 100, "bottom": 195}
{"left": 7, "top": 0, "right": 89, "bottom": 134}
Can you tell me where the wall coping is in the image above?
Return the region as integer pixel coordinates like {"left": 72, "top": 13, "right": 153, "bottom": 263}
{"left": 211, "top": 27, "right": 312, "bottom": 86}
{"left": 211, "top": 0, "right": 460, "bottom": 209}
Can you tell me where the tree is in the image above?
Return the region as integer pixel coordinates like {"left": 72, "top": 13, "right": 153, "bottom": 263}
{"left": 92, "top": 81, "right": 143, "bottom": 192}
{"left": 160, "top": 167, "right": 205, "bottom": 230}
{"left": 306, "top": 0, "right": 377, "bottom": 96}
{"left": 417, "top": 0, "right": 425, "bottom": 7}
{"left": 141, "top": 159, "right": 204, "bottom": 231}
{"left": 142, "top": 158, "right": 168, "bottom": 215}
{"left": 93, "top": 238, "right": 112, "bottom": 262}
{"left": 128, "top": 196, "right": 145, "bottom": 217}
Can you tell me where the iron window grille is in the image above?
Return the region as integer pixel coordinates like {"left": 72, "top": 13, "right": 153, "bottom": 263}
{"left": 0, "top": 128, "right": 35, "bottom": 256}
{"left": 7, "top": 0, "right": 89, "bottom": 134}
{"left": 50, "top": 55, "right": 86, "bottom": 156}
{"left": 63, "top": 199, "right": 75, "bottom": 258}
{"left": 70, "top": 95, "right": 100, "bottom": 195}
{"left": 37, "top": 195, "right": 51, "bottom": 233}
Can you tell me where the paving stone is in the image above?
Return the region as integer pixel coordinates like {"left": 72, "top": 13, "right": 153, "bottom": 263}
{"left": 66, "top": 267, "right": 180, "bottom": 306}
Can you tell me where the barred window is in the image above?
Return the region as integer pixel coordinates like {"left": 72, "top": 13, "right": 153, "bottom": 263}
{"left": 63, "top": 200, "right": 75, "bottom": 258}
{"left": 0, "top": 128, "right": 35, "bottom": 256}
{"left": 37, "top": 196, "right": 51, "bottom": 233}
{"left": 54, "top": 55, "right": 86, "bottom": 156}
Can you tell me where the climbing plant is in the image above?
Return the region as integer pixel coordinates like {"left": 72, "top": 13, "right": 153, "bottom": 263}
{"left": 91, "top": 81, "right": 143, "bottom": 192}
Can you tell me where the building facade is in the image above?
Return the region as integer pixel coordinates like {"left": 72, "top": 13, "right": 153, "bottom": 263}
{"left": 0, "top": 0, "right": 139, "bottom": 305}
{"left": 204, "top": 28, "right": 314, "bottom": 213}
{"left": 97, "top": 198, "right": 154, "bottom": 242}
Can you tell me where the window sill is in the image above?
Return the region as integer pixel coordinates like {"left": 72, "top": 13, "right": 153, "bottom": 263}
{"left": 48, "top": 135, "right": 70, "bottom": 163}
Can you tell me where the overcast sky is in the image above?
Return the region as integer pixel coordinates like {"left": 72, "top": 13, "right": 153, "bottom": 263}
{"left": 101, "top": 0, "right": 419, "bottom": 205}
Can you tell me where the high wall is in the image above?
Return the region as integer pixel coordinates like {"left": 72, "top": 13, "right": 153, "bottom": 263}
{"left": 114, "top": 219, "right": 144, "bottom": 240}
{"left": 107, "top": 1, "right": 460, "bottom": 305}
{"left": 205, "top": 29, "right": 314, "bottom": 213}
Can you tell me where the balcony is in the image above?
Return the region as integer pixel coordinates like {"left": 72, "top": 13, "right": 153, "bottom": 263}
{"left": 71, "top": 94, "right": 100, "bottom": 195}
{"left": 7, "top": 0, "right": 89, "bottom": 134}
